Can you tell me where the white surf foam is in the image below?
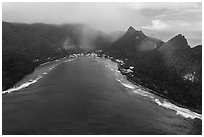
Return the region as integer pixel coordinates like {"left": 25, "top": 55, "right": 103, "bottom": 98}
{"left": 94, "top": 56, "right": 202, "bottom": 120}
{"left": 40, "top": 61, "right": 50, "bottom": 66}
{"left": 121, "top": 76, "right": 202, "bottom": 120}
{"left": 2, "top": 61, "right": 62, "bottom": 94}
{"left": 2, "top": 57, "right": 76, "bottom": 94}
{"left": 64, "top": 59, "right": 74, "bottom": 62}
{"left": 119, "top": 72, "right": 202, "bottom": 119}
{"left": 154, "top": 99, "right": 202, "bottom": 119}
{"left": 2, "top": 75, "right": 43, "bottom": 94}
{"left": 121, "top": 82, "right": 135, "bottom": 89}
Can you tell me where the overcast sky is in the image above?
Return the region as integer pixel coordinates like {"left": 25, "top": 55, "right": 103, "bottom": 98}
{"left": 2, "top": 2, "right": 202, "bottom": 46}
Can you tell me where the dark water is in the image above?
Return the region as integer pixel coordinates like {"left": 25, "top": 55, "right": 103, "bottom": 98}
{"left": 2, "top": 57, "right": 201, "bottom": 134}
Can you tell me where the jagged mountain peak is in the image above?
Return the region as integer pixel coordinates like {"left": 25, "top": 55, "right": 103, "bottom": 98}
{"left": 126, "top": 26, "right": 146, "bottom": 38}
{"left": 165, "top": 34, "right": 190, "bottom": 50}
{"left": 127, "top": 26, "right": 136, "bottom": 33}
{"left": 168, "top": 34, "right": 188, "bottom": 45}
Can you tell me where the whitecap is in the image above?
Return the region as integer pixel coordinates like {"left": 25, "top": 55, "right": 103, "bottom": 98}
{"left": 154, "top": 99, "right": 202, "bottom": 120}
{"left": 2, "top": 75, "right": 43, "bottom": 94}
{"left": 3, "top": 62, "right": 60, "bottom": 94}
{"left": 121, "top": 82, "right": 135, "bottom": 89}
{"left": 97, "top": 56, "right": 202, "bottom": 120}
{"left": 64, "top": 59, "right": 74, "bottom": 63}
{"left": 40, "top": 61, "right": 50, "bottom": 66}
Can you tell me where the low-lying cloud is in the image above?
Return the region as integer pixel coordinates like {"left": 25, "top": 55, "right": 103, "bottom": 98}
{"left": 2, "top": 2, "right": 202, "bottom": 46}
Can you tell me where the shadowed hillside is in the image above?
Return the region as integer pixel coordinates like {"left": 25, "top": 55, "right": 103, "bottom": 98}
{"left": 2, "top": 21, "right": 113, "bottom": 90}
{"left": 2, "top": 22, "right": 202, "bottom": 112}
{"left": 104, "top": 27, "right": 202, "bottom": 111}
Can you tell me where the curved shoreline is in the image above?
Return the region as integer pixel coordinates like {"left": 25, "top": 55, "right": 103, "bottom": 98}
{"left": 92, "top": 55, "right": 202, "bottom": 120}
{"left": 2, "top": 55, "right": 202, "bottom": 120}
{"left": 125, "top": 77, "right": 202, "bottom": 115}
{"left": 2, "top": 57, "right": 74, "bottom": 95}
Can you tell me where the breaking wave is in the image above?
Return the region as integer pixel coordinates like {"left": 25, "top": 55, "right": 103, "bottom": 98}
{"left": 2, "top": 58, "right": 74, "bottom": 95}
{"left": 40, "top": 61, "right": 50, "bottom": 66}
{"left": 154, "top": 99, "right": 202, "bottom": 119}
{"left": 2, "top": 75, "right": 43, "bottom": 94}
{"left": 2, "top": 55, "right": 202, "bottom": 120}
{"left": 93, "top": 56, "right": 202, "bottom": 120}
{"left": 64, "top": 59, "right": 74, "bottom": 62}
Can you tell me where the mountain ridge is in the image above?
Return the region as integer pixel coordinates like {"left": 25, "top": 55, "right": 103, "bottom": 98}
{"left": 2, "top": 22, "right": 202, "bottom": 111}
{"left": 103, "top": 26, "right": 202, "bottom": 111}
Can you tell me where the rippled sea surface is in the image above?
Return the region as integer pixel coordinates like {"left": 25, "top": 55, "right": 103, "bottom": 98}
{"left": 2, "top": 56, "right": 201, "bottom": 135}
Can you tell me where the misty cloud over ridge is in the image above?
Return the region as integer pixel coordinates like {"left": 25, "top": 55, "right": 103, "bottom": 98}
{"left": 2, "top": 2, "right": 202, "bottom": 47}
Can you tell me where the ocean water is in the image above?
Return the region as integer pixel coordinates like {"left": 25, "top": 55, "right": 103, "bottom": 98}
{"left": 2, "top": 55, "right": 201, "bottom": 134}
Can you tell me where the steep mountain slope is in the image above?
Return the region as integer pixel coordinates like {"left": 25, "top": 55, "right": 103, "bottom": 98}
{"left": 139, "top": 34, "right": 201, "bottom": 110}
{"left": 3, "top": 22, "right": 112, "bottom": 59}
{"left": 2, "top": 21, "right": 112, "bottom": 90}
{"left": 104, "top": 27, "right": 202, "bottom": 111}
{"left": 105, "top": 26, "right": 164, "bottom": 59}
{"left": 3, "top": 22, "right": 67, "bottom": 60}
{"left": 2, "top": 22, "right": 202, "bottom": 111}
